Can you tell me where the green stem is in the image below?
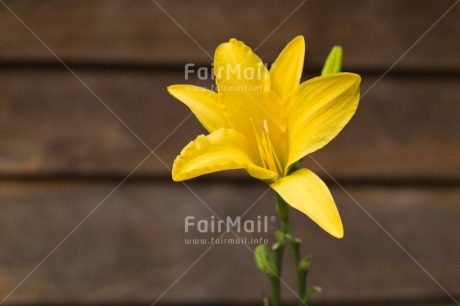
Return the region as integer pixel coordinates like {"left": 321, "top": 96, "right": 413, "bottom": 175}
{"left": 272, "top": 194, "right": 290, "bottom": 306}
{"left": 270, "top": 275, "right": 280, "bottom": 306}
{"left": 274, "top": 219, "right": 288, "bottom": 274}
{"left": 277, "top": 193, "right": 310, "bottom": 305}
{"left": 298, "top": 273, "right": 307, "bottom": 306}
{"left": 271, "top": 178, "right": 314, "bottom": 305}
{"left": 290, "top": 240, "right": 306, "bottom": 305}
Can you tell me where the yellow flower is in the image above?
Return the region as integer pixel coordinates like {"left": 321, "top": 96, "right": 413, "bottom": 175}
{"left": 168, "top": 36, "right": 360, "bottom": 238}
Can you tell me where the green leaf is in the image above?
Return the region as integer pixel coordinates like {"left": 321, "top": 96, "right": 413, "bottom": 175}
{"left": 321, "top": 45, "right": 343, "bottom": 75}
{"left": 254, "top": 244, "right": 278, "bottom": 277}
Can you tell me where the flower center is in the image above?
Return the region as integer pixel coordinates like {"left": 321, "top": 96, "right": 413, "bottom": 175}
{"left": 250, "top": 118, "right": 285, "bottom": 176}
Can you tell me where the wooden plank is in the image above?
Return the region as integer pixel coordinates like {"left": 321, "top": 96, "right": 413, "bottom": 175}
{"left": 0, "top": 69, "right": 459, "bottom": 180}
{"left": 0, "top": 0, "right": 459, "bottom": 69}
{"left": 0, "top": 181, "right": 459, "bottom": 304}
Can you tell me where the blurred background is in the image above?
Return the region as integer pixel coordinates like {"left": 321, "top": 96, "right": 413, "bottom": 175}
{"left": 0, "top": 0, "right": 459, "bottom": 305}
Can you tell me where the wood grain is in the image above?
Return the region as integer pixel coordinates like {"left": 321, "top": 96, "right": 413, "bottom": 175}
{"left": 0, "top": 0, "right": 459, "bottom": 70}
{"left": 0, "top": 1, "right": 458, "bottom": 306}
{"left": 0, "top": 181, "right": 458, "bottom": 304}
{"left": 0, "top": 69, "right": 459, "bottom": 180}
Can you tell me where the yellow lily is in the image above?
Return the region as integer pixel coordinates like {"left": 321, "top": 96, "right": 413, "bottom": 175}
{"left": 168, "top": 36, "right": 360, "bottom": 238}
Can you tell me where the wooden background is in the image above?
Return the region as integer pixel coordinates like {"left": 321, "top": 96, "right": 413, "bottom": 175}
{"left": 0, "top": 0, "right": 459, "bottom": 305}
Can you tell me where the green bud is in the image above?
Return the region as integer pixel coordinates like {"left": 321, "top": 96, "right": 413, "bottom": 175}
{"left": 284, "top": 233, "right": 300, "bottom": 260}
{"left": 285, "top": 233, "right": 301, "bottom": 245}
{"left": 304, "top": 286, "right": 322, "bottom": 303}
{"left": 254, "top": 244, "right": 277, "bottom": 277}
{"left": 263, "top": 296, "right": 270, "bottom": 306}
{"left": 298, "top": 255, "right": 312, "bottom": 273}
{"left": 321, "top": 45, "right": 343, "bottom": 76}
{"left": 273, "top": 229, "right": 286, "bottom": 249}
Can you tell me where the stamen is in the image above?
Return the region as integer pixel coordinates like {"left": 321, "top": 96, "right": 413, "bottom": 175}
{"left": 250, "top": 118, "right": 284, "bottom": 176}
{"left": 263, "top": 119, "right": 269, "bottom": 133}
{"left": 250, "top": 118, "right": 267, "bottom": 168}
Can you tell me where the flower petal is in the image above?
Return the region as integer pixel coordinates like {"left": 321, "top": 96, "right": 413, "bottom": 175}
{"left": 213, "top": 39, "right": 273, "bottom": 133}
{"left": 172, "top": 128, "right": 277, "bottom": 182}
{"left": 286, "top": 73, "right": 361, "bottom": 167}
{"left": 270, "top": 169, "right": 343, "bottom": 238}
{"left": 167, "top": 85, "right": 228, "bottom": 133}
{"left": 270, "top": 35, "right": 305, "bottom": 99}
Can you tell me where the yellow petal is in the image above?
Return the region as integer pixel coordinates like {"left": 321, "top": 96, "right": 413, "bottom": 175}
{"left": 213, "top": 39, "right": 272, "bottom": 134}
{"left": 270, "top": 35, "right": 305, "bottom": 99}
{"left": 270, "top": 169, "right": 343, "bottom": 238}
{"left": 167, "top": 85, "right": 228, "bottom": 133}
{"left": 286, "top": 73, "right": 361, "bottom": 167}
{"left": 173, "top": 128, "right": 277, "bottom": 182}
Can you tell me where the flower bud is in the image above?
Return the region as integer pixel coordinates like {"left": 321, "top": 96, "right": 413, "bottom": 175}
{"left": 254, "top": 244, "right": 278, "bottom": 277}
{"left": 298, "top": 255, "right": 312, "bottom": 273}
{"left": 321, "top": 46, "right": 343, "bottom": 75}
